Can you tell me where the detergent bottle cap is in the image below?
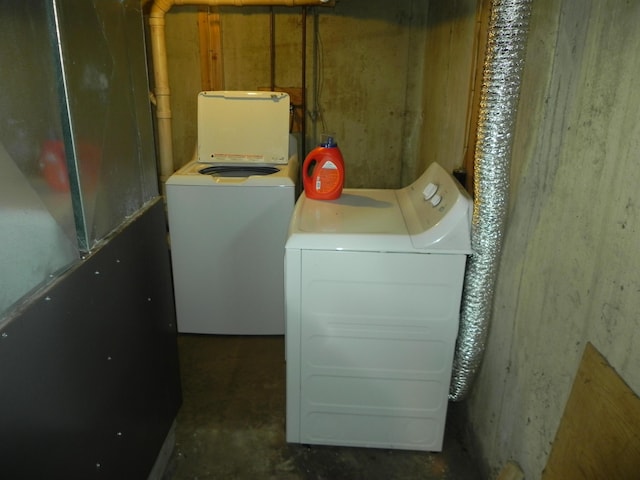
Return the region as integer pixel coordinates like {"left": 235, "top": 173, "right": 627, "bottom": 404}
{"left": 320, "top": 133, "right": 338, "bottom": 148}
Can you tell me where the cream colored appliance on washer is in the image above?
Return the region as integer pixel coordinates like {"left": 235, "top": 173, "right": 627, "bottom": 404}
{"left": 285, "top": 162, "right": 472, "bottom": 451}
{"left": 166, "top": 91, "right": 298, "bottom": 335}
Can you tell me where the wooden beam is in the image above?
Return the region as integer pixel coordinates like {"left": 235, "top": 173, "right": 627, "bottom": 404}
{"left": 198, "top": 8, "right": 224, "bottom": 91}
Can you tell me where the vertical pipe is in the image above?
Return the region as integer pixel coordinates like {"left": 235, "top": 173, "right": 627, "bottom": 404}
{"left": 270, "top": 7, "right": 276, "bottom": 91}
{"left": 300, "top": 6, "right": 307, "bottom": 158}
{"left": 149, "top": 0, "right": 175, "bottom": 186}
{"left": 450, "top": 0, "right": 532, "bottom": 401}
{"left": 148, "top": 0, "right": 332, "bottom": 186}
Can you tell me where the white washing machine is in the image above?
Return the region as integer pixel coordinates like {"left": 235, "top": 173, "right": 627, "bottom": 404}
{"left": 284, "top": 162, "right": 472, "bottom": 452}
{"left": 166, "top": 91, "right": 298, "bottom": 335}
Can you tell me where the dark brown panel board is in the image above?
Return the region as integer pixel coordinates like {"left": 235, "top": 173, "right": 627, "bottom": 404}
{"left": 0, "top": 199, "right": 181, "bottom": 479}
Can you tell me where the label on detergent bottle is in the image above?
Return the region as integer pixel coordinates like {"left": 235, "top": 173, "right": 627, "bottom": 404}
{"left": 315, "top": 161, "right": 339, "bottom": 194}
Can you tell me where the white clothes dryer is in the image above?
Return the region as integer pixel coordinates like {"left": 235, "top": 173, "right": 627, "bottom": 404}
{"left": 166, "top": 91, "right": 298, "bottom": 335}
{"left": 285, "top": 162, "right": 472, "bottom": 452}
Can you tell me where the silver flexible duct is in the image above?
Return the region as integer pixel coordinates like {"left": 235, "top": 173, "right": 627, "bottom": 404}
{"left": 450, "top": 0, "right": 532, "bottom": 401}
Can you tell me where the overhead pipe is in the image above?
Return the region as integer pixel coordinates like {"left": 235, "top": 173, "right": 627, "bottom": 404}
{"left": 450, "top": 0, "right": 532, "bottom": 401}
{"left": 148, "top": 0, "right": 333, "bottom": 185}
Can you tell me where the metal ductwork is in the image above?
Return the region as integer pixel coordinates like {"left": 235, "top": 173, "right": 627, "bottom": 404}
{"left": 450, "top": 0, "right": 532, "bottom": 401}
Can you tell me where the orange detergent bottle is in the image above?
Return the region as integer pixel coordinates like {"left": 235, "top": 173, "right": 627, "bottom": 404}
{"left": 302, "top": 135, "right": 345, "bottom": 200}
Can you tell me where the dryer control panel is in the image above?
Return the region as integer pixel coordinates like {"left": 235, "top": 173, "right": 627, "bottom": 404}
{"left": 396, "top": 162, "right": 472, "bottom": 253}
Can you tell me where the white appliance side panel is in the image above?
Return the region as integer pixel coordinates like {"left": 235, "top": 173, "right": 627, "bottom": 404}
{"left": 284, "top": 248, "right": 302, "bottom": 442}
{"left": 296, "top": 250, "right": 466, "bottom": 451}
{"left": 167, "top": 183, "right": 295, "bottom": 334}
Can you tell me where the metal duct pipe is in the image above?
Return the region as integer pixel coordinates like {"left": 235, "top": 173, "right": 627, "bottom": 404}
{"left": 450, "top": 0, "right": 532, "bottom": 401}
{"left": 148, "top": 0, "right": 334, "bottom": 186}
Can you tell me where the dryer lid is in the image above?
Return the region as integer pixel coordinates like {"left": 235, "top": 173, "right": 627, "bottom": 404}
{"left": 197, "top": 91, "right": 290, "bottom": 165}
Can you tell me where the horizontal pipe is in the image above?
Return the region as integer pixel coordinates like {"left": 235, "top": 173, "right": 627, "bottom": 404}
{"left": 149, "top": 0, "right": 334, "bottom": 186}
{"left": 152, "top": 0, "right": 333, "bottom": 15}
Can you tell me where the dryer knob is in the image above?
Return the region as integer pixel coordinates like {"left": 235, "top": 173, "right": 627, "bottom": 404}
{"left": 422, "top": 182, "right": 439, "bottom": 201}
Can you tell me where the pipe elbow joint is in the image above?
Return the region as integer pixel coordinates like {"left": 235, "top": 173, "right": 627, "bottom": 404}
{"left": 150, "top": 0, "right": 173, "bottom": 19}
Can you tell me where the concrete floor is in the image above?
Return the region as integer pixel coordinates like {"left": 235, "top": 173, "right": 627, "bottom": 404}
{"left": 163, "top": 334, "right": 483, "bottom": 480}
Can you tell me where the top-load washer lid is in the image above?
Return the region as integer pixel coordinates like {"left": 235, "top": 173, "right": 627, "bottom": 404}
{"left": 197, "top": 90, "right": 290, "bottom": 165}
{"left": 286, "top": 162, "right": 472, "bottom": 254}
